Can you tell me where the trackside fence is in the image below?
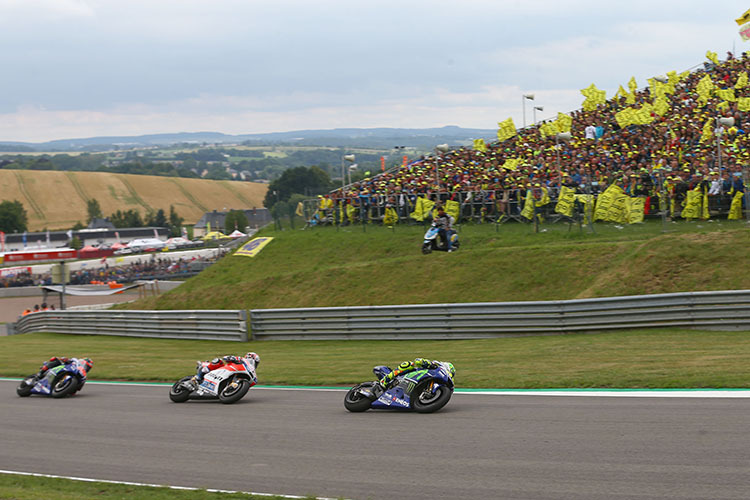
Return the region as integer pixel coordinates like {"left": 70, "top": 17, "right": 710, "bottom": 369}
{"left": 10, "top": 310, "right": 248, "bottom": 342}
{"left": 249, "top": 290, "right": 750, "bottom": 340}
{"left": 8, "top": 291, "right": 750, "bottom": 341}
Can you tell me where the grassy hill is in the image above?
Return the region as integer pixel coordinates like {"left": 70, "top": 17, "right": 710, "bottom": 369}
{"left": 0, "top": 170, "right": 268, "bottom": 231}
{"left": 127, "top": 218, "right": 750, "bottom": 311}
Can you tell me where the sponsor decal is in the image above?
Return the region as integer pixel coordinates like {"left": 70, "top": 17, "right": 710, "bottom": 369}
{"left": 234, "top": 237, "right": 274, "bottom": 258}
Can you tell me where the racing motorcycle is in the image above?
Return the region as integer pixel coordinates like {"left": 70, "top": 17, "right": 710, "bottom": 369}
{"left": 344, "top": 361, "right": 455, "bottom": 413}
{"left": 17, "top": 358, "right": 90, "bottom": 398}
{"left": 422, "top": 222, "right": 459, "bottom": 254}
{"left": 169, "top": 357, "right": 257, "bottom": 404}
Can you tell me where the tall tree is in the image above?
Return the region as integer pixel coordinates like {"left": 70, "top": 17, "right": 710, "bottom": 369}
{"left": 263, "top": 166, "right": 332, "bottom": 208}
{"left": 86, "top": 199, "right": 102, "bottom": 223}
{"left": 0, "top": 200, "right": 28, "bottom": 233}
{"left": 224, "top": 210, "right": 248, "bottom": 233}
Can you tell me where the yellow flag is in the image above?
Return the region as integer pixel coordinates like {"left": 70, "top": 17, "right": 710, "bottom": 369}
{"left": 716, "top": 88, "right": 736, "bottom": 102}
{"left": 706, "top": 50, "right": 720, "bottom": 66}
{"left": 539, "top": 121, "right": 559, "bottom": 138}
{"left": 627, "top": 197, "right": 645, "bottom": 224}
{"left": 736, "top": 8, "right": 750, "bottom": 26}
{"left": 616, "top": 85, "right": 628, "bottom": 99}
{"left": 581, "top": 83, "right": 606, "bottom": 111}
{"left": 473, "top": 138, "right": 487, "bottom": 152}
{"left": 556, "top": 113, "right": 572, "bottom": 133}
{"left": 235, "top": 237, "right": 274, "bottom": 258}
{"left": 653, "top": 96, "right": 670, "bottom": 116}
{"left": 383, "top": 206, "right": 398, "bottom": 226}
{"left": 615, "top": 107, "right": 636, "bottom": 128}
{"left": 409, "top": 197, "right": 435, "bottom": 222}
{"left": 497, "top": 117, "right": 517, "bottom": 142}
{"left": 501, "top": 158, "right": 520, "bottom": 171}
{"left": 445, "top": 199, "right": 460, "bottom": 221}
{"left": 738, "top": 97, "right": 750, "bottom": 112}
{"left": 554, "top": 186, "right": 576, "bottom": 217}
{"left": 728, "top": 191, "right": 744, "bottom": 219}
{"left": 628, "top": 76, "right": 638, "bottom": 93}
{"left": 736, "top": 72, "right": 748, "bottom": 89}
{"left": 699, "top": 119, "right": 713, "bottom": 144}
{"left": 681, "top": 190, "right": 702, "bottom": 220}
{"left": 521, "top": 190, "right": 535, "bottom": 220}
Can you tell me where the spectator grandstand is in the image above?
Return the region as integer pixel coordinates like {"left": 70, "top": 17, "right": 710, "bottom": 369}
{"left": 304, "top": 51, "right": 750, "bottom": 226}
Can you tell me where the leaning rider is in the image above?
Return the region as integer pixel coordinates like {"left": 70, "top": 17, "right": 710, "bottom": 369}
{"left": 35, "top": 356, "right": 93, "bottom": 379}
{"left": 193, "top": 352, "right": 260, "bottom": 384}
{"left": 365, "top": 357, "right": 438, "bottom": 397}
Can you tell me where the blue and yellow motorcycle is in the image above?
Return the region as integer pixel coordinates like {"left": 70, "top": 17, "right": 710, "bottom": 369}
{"left": 17, "top": 358, "right": 90, "bottom": 398}
{"left": 344, "top": 361, "right": 455, "bottom": 413}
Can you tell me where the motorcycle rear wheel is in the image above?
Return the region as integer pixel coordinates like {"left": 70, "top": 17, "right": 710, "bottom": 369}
{"left": 219, "top": 378, "right": 250, "bottom": 404}
{"left": 411, "top": 378, "right": 452, "bottom": 413}
{"left": 16, "top": 374, "right": 36, "bottom": 397}
{"left": 344, "top": 383, "right": 374, "bottom": 412}
{"left": 169, "top": 376, "right": 193, "bottom": 403}
{"left": 51, "top": 374, "right": 79, "bottom": 398}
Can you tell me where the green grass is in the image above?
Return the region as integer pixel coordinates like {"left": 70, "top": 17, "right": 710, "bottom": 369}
{"left": 125, "top": 218, "right": 750, "bottom": 311}
{"left": 0, "top": 473, "right": 318, "bottom": 500}
{"left": 2, "top": 330, "right": 750, "bottom": 388}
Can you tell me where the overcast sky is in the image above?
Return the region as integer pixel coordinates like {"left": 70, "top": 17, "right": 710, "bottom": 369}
{"left": 1, "top": 0, "right": 749, "bottom": 142}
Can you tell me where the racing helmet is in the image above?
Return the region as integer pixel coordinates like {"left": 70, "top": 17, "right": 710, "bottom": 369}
{"left": 245, "top": 352, "right": 260, "bottom": 366}
{"left": 82, "top": 358, "right": 93, "bottom": 373}
{"left": 444, "top": 362, "right": 455, "bottom": 378}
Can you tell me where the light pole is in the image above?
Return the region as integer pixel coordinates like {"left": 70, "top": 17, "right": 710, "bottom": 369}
{"left": 434, "top": 144, "right": 450, "bottom": 189}
{"left": 533, "top": 105, "right": 544, "bottom": 126}
{"left": 522, "top": 94, "right": 535, "bottom": 128}
{"left": 716, "top": 116, "right": 735, "bottom": 194}
{"left": 341, "top": 154, "right": 355, "bottom": 190}
{"left": 348, "top": 163, "right": 358, "bottom": 186}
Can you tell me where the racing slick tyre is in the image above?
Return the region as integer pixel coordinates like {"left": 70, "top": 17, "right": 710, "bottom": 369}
{"left": 344, "top": 383, "right": 374, "bottom": 412}
{"left": 169, "top": 376, "right": 193, "bottom": 403}
{"left": 411, "top": 378, "right": 453, "bottom": 413}
{"left": 218, "top": 378, "right": 250, "bottom": 404}
{"left": 51, "top": 374, "right": 79, "bottom": 398}
{"left": 421, "top": 243, "right": 432, "bottom": 255}
{"left": 16, "top": 375, "right": 36, "bottom": 397}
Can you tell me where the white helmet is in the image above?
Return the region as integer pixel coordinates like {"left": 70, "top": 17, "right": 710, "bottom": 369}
{"left": 245, "top": 352, "right": 260, "bottom": 366}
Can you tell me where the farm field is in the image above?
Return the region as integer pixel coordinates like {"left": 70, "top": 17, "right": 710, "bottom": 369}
{"left": 0, "top": 170, "right": 268, "bottom": 230}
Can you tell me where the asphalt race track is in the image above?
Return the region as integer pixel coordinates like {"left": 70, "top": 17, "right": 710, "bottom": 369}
{"left": 1, "top": 381, "right": 748, "bottom": 500}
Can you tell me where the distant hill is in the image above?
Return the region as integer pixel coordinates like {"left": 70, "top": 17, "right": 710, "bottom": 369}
{"left": 0, "top": 170, "right": 267, "bottom": 231}
{"left": 0, "top": 126, "right": 497, "bottom": 152}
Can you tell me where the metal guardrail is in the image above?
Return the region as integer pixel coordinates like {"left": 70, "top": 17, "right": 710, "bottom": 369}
{"left": 249, "top": 290, "right": 750, "bottom": 340}
{"left": 11, "top": 309, "right": 248, "bottom": 342}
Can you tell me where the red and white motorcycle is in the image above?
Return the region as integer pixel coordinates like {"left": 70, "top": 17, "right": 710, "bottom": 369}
{"left": 169, "top": 355, "right": 258, "bottom": 404}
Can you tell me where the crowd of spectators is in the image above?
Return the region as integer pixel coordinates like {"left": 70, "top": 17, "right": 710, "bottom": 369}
{"left": 319, "top": 50, "right": 750, "bottom": 223}
{"left": 0, "top": 253, "right": 225, "bottom": 289}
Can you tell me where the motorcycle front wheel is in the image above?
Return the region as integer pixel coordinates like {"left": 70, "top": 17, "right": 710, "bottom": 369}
{"left": 421, "top": 242, "right": 432, "bottom": 255}
{"left": 51, "top": 374, "right": 79, "bottom": 398}
{"left": 16, "top": 374, "right": 36, "bottom": 397}
{"left": 411, "top": 378, "right": 453, "bottom": 413}
{"left": 169, "top": 376, "right": 193, "bottom": 403}
{"left": 219, "top": 378, "right": 250, "bottom": 404}
{"left": 344, "top": 383, "right": 374, "bottom": 412}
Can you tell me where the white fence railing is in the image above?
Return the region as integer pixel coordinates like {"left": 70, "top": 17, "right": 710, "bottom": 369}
{"left": 9, "top": 291, "right": 750, "bottom": 341}
{"left": 10, "top": 309, "right": 248, "bottom": 341}
{"left": 249, "top": 291, "right": 750, "bottom": 340}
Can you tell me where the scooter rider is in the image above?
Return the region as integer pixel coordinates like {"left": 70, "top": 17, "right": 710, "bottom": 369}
{"left": 434, "top": 206, "right": 455, "bottom": 252}
{"left": 193, "top": 352, "right": 260, "bottom": 384}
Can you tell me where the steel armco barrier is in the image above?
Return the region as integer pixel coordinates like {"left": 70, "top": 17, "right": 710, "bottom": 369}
{"left": 250, "top": 290, "right": 750, "bottom": 340}
{"left": 12, "top": 309, "right": 248, "bottom": 341}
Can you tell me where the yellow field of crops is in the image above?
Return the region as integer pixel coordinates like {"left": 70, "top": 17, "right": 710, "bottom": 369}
{"left": 0, "top": 170, "right": 268, "bottom": 231}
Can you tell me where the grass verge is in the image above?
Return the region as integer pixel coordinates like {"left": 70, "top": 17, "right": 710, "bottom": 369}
{"left": 123, "top": 219, "right": 750, "bottom": 311}
{"left": 0, "top": 473, "right": 318, "bottom": 500}
{"left": 2, "top": 330, "right": 749, "bottom": 388}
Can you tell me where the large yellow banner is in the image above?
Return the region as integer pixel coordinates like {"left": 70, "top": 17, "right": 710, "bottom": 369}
{"left": 234, "top": 237, "right": 274, "bottom": 258}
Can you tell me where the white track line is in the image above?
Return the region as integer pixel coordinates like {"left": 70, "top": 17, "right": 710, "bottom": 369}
{"left": 2, "top": 378, "right": 749, "bottom": 397}
{"left": 0, "top": 469, "right": 343, "bottom": 500}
